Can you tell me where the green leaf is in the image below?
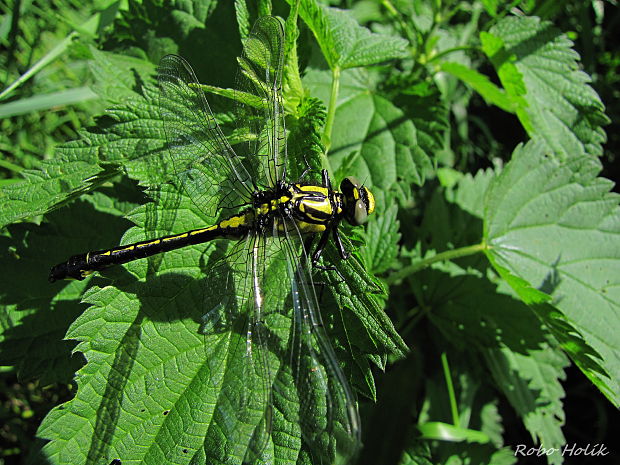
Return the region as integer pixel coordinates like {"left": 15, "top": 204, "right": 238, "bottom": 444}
{"left": 94, "top": 86, "right": 171, "bottom": 185}
{"left": 0, "top": 191, "right": 137, "bottom": 384}
{"left": 0, "top": 72, "right": 166, "bottom": 229}
{"left": 294, "top": 1, "right": 409, "bottom": 70}
{"left": 417, "top": 175, "right": 574, "bottom": 459}
{"left": 37, "top": 188, "right": 231, "bottom": 464}
{"left": 396, "top": 81, "right": 447, "bottom": 179}
{"left": 35, "top": 24, "right": 388, "bottom": 462}
{"left": 0, "top": 156, "right": 108, "bottom": 230}
{"left": 305, "top": 68, "right": 433, "bottom": 204}
{"left": 484, "top": 346, "right": 568, "bottom": 464}
{"left": 364, "top": 199, "right": 401, "bottom": 274}
{"left": 325, "top": 236, "right": 408, "bottom": 361}
{"left": 483, "top": 139, "right": 620, "bottom": 407}
{"left": 88, "top": 47, "right": 156, "bottom": 104}
{"left": 481, "top": 0, "right": 499, "bottom": 17}
{"left": 478, "top": 400, "right": 504, "bottom": 447}
{"left": 418, "top": 188, "right": 563, "bottom": 355}
{"left": 428, "top": 270, "right": 551, "bottom": 357}
{"left": 286, "top": 96, "right": 327, "bottom": 180}
{"left": 38, "top": 181, "right": 382, "bottom": 464}
{"left": 438, "top": 61, "right": 514, "bottom": 113}
{"left": 482, "top": 16, "right": 609, "bottom": 157}
{"left": 489, "top": 261, "right": 611, "bottom": 408}
{"left": 415, "top": 187, "right": 483, "bottom": 263}
{"left": 446, "top": 167, "right": 497, "bottom": 219}
{"left": 417, "top": 422, "right": 490, "bottom": 443}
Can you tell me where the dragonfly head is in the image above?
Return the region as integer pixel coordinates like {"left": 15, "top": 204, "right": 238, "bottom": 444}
{"left": 340, "top": 176, "right": 376, "bottom": 226}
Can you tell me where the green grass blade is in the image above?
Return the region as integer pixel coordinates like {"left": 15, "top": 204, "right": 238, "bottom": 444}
{"left": 0, "top": 87, "right": 97, "bottom": 118}
{"left": 0, "top": 32, "right": 78, "bottom": 101}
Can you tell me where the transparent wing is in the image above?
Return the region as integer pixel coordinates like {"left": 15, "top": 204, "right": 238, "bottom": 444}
{"left": 200, "top": 233, "right": 288, "bottom": 463}
{"left": 157, "top": 54, "right": 254, "bottom": 218}
{"left": 277, "top": 224, "right": 362, "bottom": 462}
{"left": 234, "top": 15, "right": 287, "bottom": 189}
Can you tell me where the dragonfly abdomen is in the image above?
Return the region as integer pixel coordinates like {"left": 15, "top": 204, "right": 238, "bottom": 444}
{"left": 48, "top": 212, "right": 254, "bottom": 282}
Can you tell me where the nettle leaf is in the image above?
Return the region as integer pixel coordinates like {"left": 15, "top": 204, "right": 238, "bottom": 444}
{"left": 324, "top": 237, "right": 407, "bottom": 363}
{"left": 483, "top": 139, "right": 620, "bottom": 407}
{"left": 445, "top": 166, "right": 497, "bottom": 219}
{"left": 305, "top": 68, "right": 433, "bottom": 204}
{"left": 419, "top": 187, "right": 552, "bottom": 352}
{"left": 294, "top": 0, "right": 409, "bottom": 70}
{"left": 0, "top": 50, "right": 169, "bottom": 230}
{"left": 484, "top": 346, "right": 568, "bottom": 463}
{"left": 86, "top": 48, "right": 171, "bottom": 185}
{"left": 89, "top": 47, "right": 156, "bottom": 104}
{"left": 481, "top": 16, "right": 609, "bottom": 157}
{"left": 36, "top": 30, "right": 388, "bottom": 463}
{"left": 37, "top": 187, "right": 230, "bottom": 464}
{"left": 397, "top": 81, "right": 447, "bottom": 172}
{"left": 364, "top": 198, "right": 401, "bottom": 274}
{"left": 39, "top": 180, "right": 386, "bottom": 464}
{"left": 0, "top": 191, "right": 138, "bottom": 384}
{"left": 0, "top": 155, "right": 107, "bottom": 229}
{"left": 419, "top": 173, "right": 572, "bottom": 455}
{"left": 427, "top": 269, "right": 550, "bottom": 357}
{"left": 93, "top": 84, "right": 170, "bottom": 185}
{"left": 286, "top": 96, "right": 327, "bottom": 180}
{"left": 416, "top": 185, "right": 483, "bottom": 258}
{"left": 108, "top": 0, "right": 221, "bottom": 60}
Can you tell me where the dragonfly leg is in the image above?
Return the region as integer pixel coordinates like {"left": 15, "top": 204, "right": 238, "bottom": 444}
{"left": 303, "top": 235, "right": 315, "bottom": 257}
{"left": 332, "top": 227, "right": 350, "bottom": 260}
{"left": 311, "top": 228, "right": 334, "bottom": 270}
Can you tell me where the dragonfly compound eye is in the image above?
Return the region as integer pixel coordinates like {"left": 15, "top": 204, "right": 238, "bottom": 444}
{"left": 340, "top": 177, "right": 375, "bottom": 225}
{"left": 352, "top": 199, "right": 368, "bottom": 225}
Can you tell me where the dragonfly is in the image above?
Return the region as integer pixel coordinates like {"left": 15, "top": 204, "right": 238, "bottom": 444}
{"left": 49, "top": 16, "right": 374, "bottom": 464}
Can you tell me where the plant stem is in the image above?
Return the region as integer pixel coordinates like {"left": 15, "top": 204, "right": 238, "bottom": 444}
{"left": 425, "top": 45, "right": 478, "bottom": 64}
{"left": 381, "top": 0, "right": 416, "bottom": 44}
{"left": 441, "top": 352, "right": 460, "bottom": 426}
{"left": 385, "top": 242, "right": 488, "bottom": 285}
{"left": 322, "top": 65, "right": 341, "bottom": 168}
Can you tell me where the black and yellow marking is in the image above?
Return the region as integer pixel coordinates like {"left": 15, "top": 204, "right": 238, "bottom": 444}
{"left": 50, "top": 170, "right": 375, "bottom": 282}
{"left": 49, "top": 212, "right": 254, "bottom": 282}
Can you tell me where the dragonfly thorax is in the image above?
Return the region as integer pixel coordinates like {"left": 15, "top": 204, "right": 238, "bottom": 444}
{"left": 249, "top": 176, "right": 375, "bottom": 237}
{"left": 251, "top": 182, "right": 337, "bottom": 234}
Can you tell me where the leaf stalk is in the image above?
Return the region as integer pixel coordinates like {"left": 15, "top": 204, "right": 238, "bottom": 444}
{"left": 385, "top": 242, "right": 488, "bottom": 285}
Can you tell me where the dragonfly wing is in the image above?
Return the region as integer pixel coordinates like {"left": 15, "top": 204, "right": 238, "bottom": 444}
{"left": 158, "top": 54, "right": 254, "bottom": 218}
{"left": 200, "top": 234, "right": 283, "bottom": 463}
{"left": 234, "top": 15, "right": 287, "bottom": 188}
{"left": 277, "top": 226, "right": 362, "bottom": 463}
